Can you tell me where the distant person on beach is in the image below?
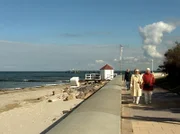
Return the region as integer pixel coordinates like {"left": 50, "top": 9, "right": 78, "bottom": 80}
{"left": 124, "top": 69, "right": 131, "bottom": 90}
{"left": 130, "top": 69, "right": 142, "bottom": 104}
{"left": 142, "top": 68, "right": 155, "bottom": 104}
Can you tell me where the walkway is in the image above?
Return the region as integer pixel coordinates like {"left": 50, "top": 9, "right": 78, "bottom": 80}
{"left": 122, "top": 87, "right": 180, "bottom": 134}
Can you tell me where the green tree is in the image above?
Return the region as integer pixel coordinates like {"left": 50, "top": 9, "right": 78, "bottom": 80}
{"left": 157, "top": 42, "right": 180, "bottom": 95}
{"left": 159, "top": 42, "right": 180, "bottom": 77}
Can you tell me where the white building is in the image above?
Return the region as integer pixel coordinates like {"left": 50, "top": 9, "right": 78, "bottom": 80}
{"left": 100, "top": 64, "right": 114, "bottom": 80}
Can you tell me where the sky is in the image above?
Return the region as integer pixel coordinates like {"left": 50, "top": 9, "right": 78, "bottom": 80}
{"left": 0, "top": 0, "right": 180, "bottom": 71}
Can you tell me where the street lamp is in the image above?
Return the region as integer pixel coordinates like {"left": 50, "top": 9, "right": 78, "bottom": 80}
{"left": 120, "top": 45, "right": 123, "bottom": 75}
{"left": 151, "top": 59, "right": 153, "bottom": 73}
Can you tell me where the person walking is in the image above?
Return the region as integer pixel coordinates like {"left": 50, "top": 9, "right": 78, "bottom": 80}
{"left": 142, "top": 68, "right": 155, "bottom": 104}
{"left": 130, "top": 69, "right": 142, "bottom": 104}
{"left": 124, "top": 69, "right": 131, "bottom": 90}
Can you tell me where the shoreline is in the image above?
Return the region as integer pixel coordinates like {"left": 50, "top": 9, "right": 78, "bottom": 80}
{"left": 0, "top": 81, "right": 69, "bottom": 91}
{"left": 0, "top": 83, "right": 69, "bottom": 94}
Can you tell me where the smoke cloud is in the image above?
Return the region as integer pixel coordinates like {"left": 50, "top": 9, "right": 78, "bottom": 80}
{"left": 139, "top": 21, "right": 176, "bottom": 58}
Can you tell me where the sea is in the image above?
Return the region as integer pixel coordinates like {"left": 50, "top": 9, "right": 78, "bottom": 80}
{"left": 0, "top": 71, "right": 121, "bottom": 90}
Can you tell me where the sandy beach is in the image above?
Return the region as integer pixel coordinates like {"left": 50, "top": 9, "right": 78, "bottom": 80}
{"left": 0, "top": 82, "right": 106, "bottom": 134}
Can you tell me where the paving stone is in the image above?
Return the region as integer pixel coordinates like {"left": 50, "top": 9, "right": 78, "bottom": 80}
{"left": 121, "top": 87, "right": 180, "bottom": 134}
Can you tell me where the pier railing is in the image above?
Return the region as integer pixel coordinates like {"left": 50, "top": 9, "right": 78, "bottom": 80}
{"left": 41, "top": 75, "right": 123, "bottom": 134}
{"left": 85, "top": 73, "right": 101, "bottom": 81}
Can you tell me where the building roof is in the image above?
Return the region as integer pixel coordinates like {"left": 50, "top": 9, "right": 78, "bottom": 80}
{"left": 100, "top": 64, "right": 113, "bottom": 70}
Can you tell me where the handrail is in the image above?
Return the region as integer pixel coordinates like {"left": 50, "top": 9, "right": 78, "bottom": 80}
{"left": 85, "top": 73, "right": 101, "bottom": 80}
{"left": 41, "top": 75, "right": 122, "bottom": 134}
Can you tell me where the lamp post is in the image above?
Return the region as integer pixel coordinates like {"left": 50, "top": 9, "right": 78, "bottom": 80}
{"left": 120, "top": 45, "right": 123, "bottom": 75}
{"left": 151, "top": 59, "right": 153, "bottom": 73}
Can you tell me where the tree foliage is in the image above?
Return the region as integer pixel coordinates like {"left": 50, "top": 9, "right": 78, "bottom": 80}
{"left": 159, "top": 42, "right": 180, "bottom": 77}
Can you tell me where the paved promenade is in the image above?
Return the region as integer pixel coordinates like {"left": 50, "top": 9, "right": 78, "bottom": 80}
{"left": 42, "top": 76, "right": 122, "bottom": 134}
{"left": 122, "top": 87, "right": 180, "bottom": 134}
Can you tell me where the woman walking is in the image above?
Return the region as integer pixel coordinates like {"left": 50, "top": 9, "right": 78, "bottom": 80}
{"left": 130, "top": 69, "right": 142, "bottom": 104}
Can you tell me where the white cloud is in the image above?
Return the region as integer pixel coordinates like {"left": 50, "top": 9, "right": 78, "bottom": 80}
{"left": 0, "top": 40, "right": 163, "bottom": 71}
{"left": 123, "top": 56, "right": 136, "bottom": 60}
{"left": 142, "top": 45, "right": 163, "bottom": 58}
{"left": 122, "top": 57, "right": 139, "bottom": 63}
{"left": 113, "top": 59, "right": 118, "bottom": 61}
{"left": 0, "top": 40, "right": 119, "bottom": 71}
{"left": 139, "top": 21, "right": 176, "bottom": 58}
{"left": 95, "top": 60, "right": 104, "bottom": 64}
{"left": 88, "top": 63, "right": 95, "bottom": 67}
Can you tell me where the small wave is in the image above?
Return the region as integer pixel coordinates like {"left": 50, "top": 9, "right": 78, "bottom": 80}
{"left": 56, "top": 80, "right": 70, "bottom": 83}
{"left": 26, "top": 80, "right": 56, "bottom": 82}
{"left": 45, "top": 84, "right": 58, "bottom": 86}
{"left": 14, "top": 87, "right": 23, "bottom": 90}
{"left": 23, "top": 79, "right": 29, "bottom": 82}
{"left": 34, "top": 86, "right": 43, "bottom": 88}
{"left": 0, "top": 79, "right": 57, "bottom": 82}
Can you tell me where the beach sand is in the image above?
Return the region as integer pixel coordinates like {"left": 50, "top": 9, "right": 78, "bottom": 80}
{"left": 0, "top": 82, "right": 106, "bottom": 134}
